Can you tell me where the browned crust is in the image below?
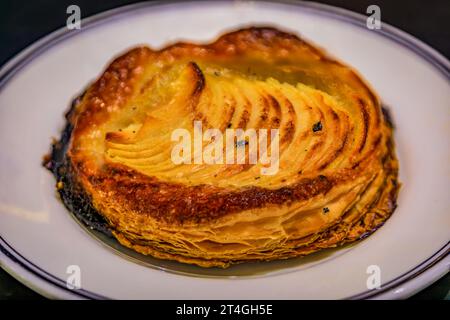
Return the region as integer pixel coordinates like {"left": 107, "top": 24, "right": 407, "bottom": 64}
{"left": 82, "top": 163, "right": 340, "bottom": 224}
{"left": 62, "top": 27, "right": 393, "bottom": 225}
{"left": 46, "top": 27, "right": 400, "bottom": 267}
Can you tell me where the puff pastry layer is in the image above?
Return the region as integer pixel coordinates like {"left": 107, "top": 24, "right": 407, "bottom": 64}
{"left": 45, "top": 27, "right": 400, "bottom": 268}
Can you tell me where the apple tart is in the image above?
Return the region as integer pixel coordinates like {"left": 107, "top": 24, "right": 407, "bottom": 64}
{"left": 45, "top": 27, "right": 400, "bottom": 268}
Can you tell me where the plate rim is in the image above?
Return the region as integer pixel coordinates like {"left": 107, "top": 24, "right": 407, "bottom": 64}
{"left": 0, "top": 0, "right": 448, "bottom": 300}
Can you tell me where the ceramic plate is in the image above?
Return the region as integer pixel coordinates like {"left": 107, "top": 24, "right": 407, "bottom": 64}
{"left": 0, "top": 1, "right": 449, "bottom": 299}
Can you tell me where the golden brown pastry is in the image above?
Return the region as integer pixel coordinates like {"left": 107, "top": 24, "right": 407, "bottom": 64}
{"left": 45, "top": 27, "right": 400, "bottom": 268}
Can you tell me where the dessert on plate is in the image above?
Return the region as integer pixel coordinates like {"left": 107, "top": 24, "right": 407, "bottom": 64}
{"left": 45, "top": 27, "right": 400, "bottom": 268}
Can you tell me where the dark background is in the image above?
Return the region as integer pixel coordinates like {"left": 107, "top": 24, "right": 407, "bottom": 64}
{"left": 0, "top": 0, "right": 448, "bottom": 299}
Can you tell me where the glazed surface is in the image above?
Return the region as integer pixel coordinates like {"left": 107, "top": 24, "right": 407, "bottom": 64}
{"left": 46, "top": 27, "right": 399, "bottom": 267}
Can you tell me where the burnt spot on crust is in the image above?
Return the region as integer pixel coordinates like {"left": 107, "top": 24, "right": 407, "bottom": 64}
{"left": 44, "top": 93, "right": 112, "bottom": 236}
{"left": 381, "top": 104, "right": 395, "bottom": 129}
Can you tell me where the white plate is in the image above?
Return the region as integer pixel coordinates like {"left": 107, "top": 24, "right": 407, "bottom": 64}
{"left": 0, "top": 1, "right": 448, "bottom": 300}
